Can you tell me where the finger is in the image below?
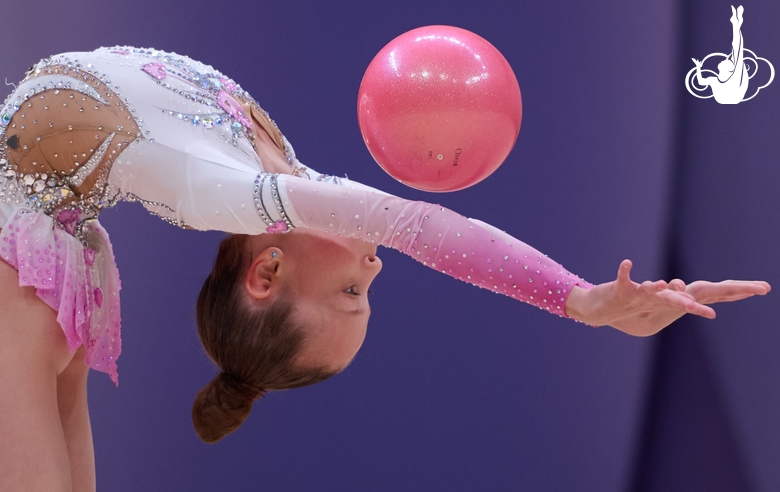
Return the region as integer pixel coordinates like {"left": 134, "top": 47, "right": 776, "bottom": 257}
{"left": 750, "top": 280, "right": 772, "bottom": 292}
{"left": 669, "top": 279, "right": 686, "bottom": 291}
{"left": 754, "top": 280, "right": 771, "bottom": 292}
{"left": 675, "top": 291, "right": 698, "bottom": 302}
{"left": 617, "top": 260, "right": 633, "bottom": 285}
{"left": 699, "top": 291, "right": 767, "bottom": 303}
{"left": 689, "top": 281, "right": 771, "bottom": 303}
{"left": 682, "top": 300, "right": 717, "bottom": 319}
{"left": 657, "top": 290, "right": 717, "bottom": 318}
{"left": 639, "top": 279, "right": 667, "bottom": 294}
{"left": 660, "top": 289, "right": 698, "bottom": 303}
{"left": 711, "top": 292, "right": 760, "bottom": 303}
{"left": 719, "top": 282, "right": 772, "bottom": 297}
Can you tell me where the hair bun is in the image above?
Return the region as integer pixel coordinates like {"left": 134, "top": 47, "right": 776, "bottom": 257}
{"left": 192, "top": 372, "right": 265, "bottom": 443}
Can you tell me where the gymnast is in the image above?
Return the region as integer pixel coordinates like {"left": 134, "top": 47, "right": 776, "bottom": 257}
{"left": 692, "top": 5, "right": 749, "bottom": 104}
{"left": 0, "top": 47, "right": 769, "bottom": 491}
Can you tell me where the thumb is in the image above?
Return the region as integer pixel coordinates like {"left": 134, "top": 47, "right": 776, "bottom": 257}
{"left": 617, "top": 259, "right": 633, "bottom": 284}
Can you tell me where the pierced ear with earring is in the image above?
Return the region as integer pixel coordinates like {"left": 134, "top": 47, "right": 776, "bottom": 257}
{"left": 271, "top": 251, "right": 279, "bottom": 259}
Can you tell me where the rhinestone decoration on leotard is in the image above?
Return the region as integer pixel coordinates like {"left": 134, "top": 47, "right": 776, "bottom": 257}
{"left": 131, "top": 47, "right": 295, "bottom": 168}
{"left": 315, "top": 174, "right": 343, "bottom": 186}
{"left": 67, "top": 133, "right": 114, "bottom": 187}
{"left": 253, "top": 173, "right": 295, "bottom": 233}
{"left": 122, "top": 192, "right": 189, "bottom": 229}
{"left": 0, "top": 55, "right": 146, "bottom": 242}
{"left": 253, "top": 173, "right": 276, "bottom": 227}
{"left": 268, "top": 174, "right": 294, "bottom": 232}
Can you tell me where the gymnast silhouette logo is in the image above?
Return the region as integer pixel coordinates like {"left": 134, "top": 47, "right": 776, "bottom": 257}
{"left": 685, "top": 5, "right": 774, "bottom": 104}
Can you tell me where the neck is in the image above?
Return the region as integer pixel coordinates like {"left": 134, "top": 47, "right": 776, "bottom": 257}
{"left": 243, "top": 101, "right": 294, "bottom": 175}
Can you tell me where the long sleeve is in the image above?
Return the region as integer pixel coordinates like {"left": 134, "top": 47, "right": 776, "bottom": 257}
{"left": 25, "top": 47, "right": 592, "bottom": 319}
{"left": 275, "top": 174, "right": 593, "bottom": 317}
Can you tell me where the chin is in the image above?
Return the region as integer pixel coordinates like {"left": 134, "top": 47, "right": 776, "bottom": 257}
{"left": 337, "top": 236, "right": 378, "bottom": 258}
{"left": 305, "top": 229, "right": 377, "bottom": 254}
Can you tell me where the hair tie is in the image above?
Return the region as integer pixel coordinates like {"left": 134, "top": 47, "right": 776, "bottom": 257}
{"left": 219, "top": 372, "right": 265, "bottom": 402}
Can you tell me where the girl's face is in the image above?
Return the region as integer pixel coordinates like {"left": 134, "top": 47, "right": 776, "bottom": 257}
{"left": 247, "top": 230, "right": 382, "bottom": 371}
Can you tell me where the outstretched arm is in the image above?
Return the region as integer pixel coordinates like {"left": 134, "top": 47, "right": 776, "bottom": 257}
{"left": 173, "top": 166, "right": 768, "bottom": 332}
{"left": 272, "top": 174, "right": 762, "bottom": 330}
{"left": 275, "top": 173, "right": 592, "bottom": 318}
{"left": 692, "top": 58, "right": 711, "bottom": 87}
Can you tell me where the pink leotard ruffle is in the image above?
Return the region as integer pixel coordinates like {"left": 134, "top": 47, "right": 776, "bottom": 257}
{"left": 0, "top": 206, "right": 121, "bottom": 385}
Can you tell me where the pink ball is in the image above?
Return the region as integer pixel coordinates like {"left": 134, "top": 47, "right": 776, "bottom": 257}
{"left": 358, "top": 25, "right": 522, "bottom": 192}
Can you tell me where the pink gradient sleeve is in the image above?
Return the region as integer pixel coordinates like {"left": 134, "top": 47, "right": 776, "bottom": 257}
{"left": 278, "top": 176, "right": 594, "bottom": 318}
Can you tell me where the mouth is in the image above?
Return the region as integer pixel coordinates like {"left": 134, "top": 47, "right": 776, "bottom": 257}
{"left": 308, "top": 229, "right": 378, "bottom": 254}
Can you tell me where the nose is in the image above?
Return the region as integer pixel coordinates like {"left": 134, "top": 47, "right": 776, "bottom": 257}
{"left": 364, "top": 254, "right": 383, "bottom": 274}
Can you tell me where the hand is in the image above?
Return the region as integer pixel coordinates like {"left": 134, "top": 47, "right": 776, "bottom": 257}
{"left": 692, "top": 58, "right": 703, "bottom": 68}
{"left": 608, "top": 278, "right": 770, "bottom": 336}
{"left": 565, "top": 259, "right": 713, "bottom": 328}
{"left": 564, "top": 260, "right": 771, "bottom": 336}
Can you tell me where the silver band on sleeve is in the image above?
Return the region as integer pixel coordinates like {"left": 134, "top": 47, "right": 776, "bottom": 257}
{"left": 253, "top": 173, "right": 275, "bottom": 227}
{"left": 268, "top": 174, "right": 294, "bottom": 232}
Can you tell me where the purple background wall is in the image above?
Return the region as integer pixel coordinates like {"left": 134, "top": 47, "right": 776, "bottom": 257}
{"left": 1, "top": 0, "right": 778, "bottom": 490}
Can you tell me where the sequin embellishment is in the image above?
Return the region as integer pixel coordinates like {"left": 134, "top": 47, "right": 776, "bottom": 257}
{"left": 268, "top": 174, "right": 294, "bottom": 232}
{"left": 265, "top": 220, "right": 289, "bottom": 234}
{"left": 138, "top": 50, "right": 253, "bottom": 144}
{"left": 217, "top": 90, "right": 252, "bottom": 128}
{"left": 253, "top": 173, "right": 294, "bottom": 233}
{"left": 0, "top": 55, "right": 143, "bottom": 241}
{"left": 253, "top": 174, "right": 275, "bottom": 227}
{"left": 67, "top": 133, "right": 114, "bottom": 187}
{"left": 141, "top": 62, "right": 166, "bottom": 80}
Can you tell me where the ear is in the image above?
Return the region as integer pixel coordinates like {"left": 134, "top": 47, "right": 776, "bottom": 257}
{"left": 244, "top": 248, "right": 282, "bottom": 300}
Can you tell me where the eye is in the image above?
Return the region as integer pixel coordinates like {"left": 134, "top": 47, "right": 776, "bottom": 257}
{"left": 345, "top": 286, "right": 374, "bottom": 296}
{"left": 346, "top": 285, "right": 359, "bottom": 296}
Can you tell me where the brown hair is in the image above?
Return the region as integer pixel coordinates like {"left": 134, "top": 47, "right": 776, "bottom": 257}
{"left": 193, "top": 234, "right": 336, "bottom": 443}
